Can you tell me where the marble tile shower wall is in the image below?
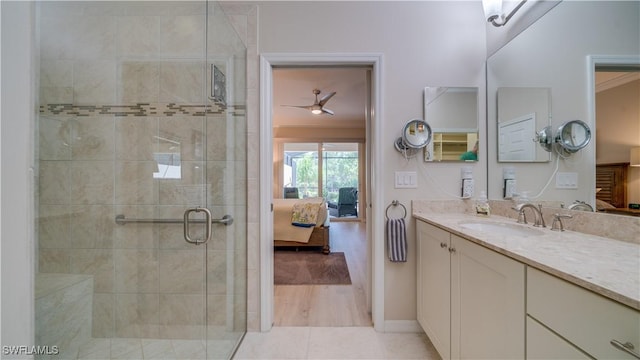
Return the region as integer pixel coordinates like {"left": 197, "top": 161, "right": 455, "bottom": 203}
{"left": 37, "top": 2, "right": 247, "bottom": 339}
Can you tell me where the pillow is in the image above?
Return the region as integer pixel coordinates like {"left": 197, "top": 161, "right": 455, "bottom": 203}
{"left": 595, "top": 199, "right": 616, "bottom": 210}
{"left": 291, "top": 202, "right": 321, "bottom": 227}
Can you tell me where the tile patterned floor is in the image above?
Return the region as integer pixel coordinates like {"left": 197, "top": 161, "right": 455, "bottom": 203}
{"left": 76, "top": 337, "right": 238, "bottom": 360}
{"left": 72, "top": 327, "right": 440, "bottom": 359}
{"left": 233, "top": 327, "right": 441, "bottom": 360}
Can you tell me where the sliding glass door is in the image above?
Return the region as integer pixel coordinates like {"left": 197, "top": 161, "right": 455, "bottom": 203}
{"left": 283, "top": 143, "right": 320, "bottom": 198}
{"left": 322, "top": 143, "right": 359, "bottom": 205}
{"left": 282, "top": 142, "right": 359, "bottom": 216}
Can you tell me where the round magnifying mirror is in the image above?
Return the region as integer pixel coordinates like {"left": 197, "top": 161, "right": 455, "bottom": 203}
{"left": 402, "top": 119, "right": 432, "bottom": 149}
{"left": 554, "top": 120, "right": 591, "bottom": 153}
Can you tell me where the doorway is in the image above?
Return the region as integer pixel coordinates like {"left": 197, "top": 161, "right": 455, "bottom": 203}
{"left": 590, "top": 57, "right": 640, "bottom": 211}
{"left": 273, "top": 67, "right": 368, "bottom": 326}
{"left": 595, "top": 68, "right": 638, "bottom": 209}
{"left": 259, "top": 54, "right": 385, "bottom": 331}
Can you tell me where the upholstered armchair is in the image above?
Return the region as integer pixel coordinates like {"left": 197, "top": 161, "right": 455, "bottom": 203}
{"left": 328, "top": 187, "right": 358, "bottom": 217}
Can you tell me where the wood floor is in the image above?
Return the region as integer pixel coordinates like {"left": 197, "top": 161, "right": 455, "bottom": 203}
{"left": 273, "top": 221, "right": 372, "bottom": 327}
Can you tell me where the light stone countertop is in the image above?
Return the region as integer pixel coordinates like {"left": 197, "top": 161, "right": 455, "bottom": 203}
{"left": 413, "top": 212, "right": 640, "bottom": 311}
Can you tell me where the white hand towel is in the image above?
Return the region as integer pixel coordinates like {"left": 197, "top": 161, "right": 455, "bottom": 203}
{"left": 386, "top": 218, "right": 407, "bottom": 262}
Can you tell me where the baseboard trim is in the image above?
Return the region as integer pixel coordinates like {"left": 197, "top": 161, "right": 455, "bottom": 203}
{"left": 383, "top": 320, "right": 423, "bottom": 333}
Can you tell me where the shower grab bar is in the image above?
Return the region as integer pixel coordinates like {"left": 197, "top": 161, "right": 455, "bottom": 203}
{"left": 115, "top": 214, "right": 233, "bottom": 226}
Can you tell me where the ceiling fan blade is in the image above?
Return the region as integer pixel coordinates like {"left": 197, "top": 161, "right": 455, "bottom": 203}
{"left": 318, "top": 91, "right": 336, "bottom": 106}
{"left": 281, "top": 104, "right": 313, "bottom": 110}
{"left": 321, "top": 107, "right": 335, "bottom": 115}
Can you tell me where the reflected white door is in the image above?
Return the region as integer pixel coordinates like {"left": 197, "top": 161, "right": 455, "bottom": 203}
{"left": 499, "top": 114, "right": 536, "bottom": 161}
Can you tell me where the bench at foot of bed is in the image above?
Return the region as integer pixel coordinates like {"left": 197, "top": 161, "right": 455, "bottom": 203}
{"left": 273, "top": 225, "right": 330, "bottom": 254}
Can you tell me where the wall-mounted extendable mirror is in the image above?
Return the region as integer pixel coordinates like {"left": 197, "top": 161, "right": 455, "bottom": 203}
{"left": 402, "top": 118, "right": 432, "bottom": 148}
{"left": 423, "top": 87, "right": 479, "bottom": 162}
{"left": 554, "top": 119, "right": 591, "bottom": 154}
{"left": 394, "top": 119, "right": 432, "bottom": 159}
{"left": 497, "top": 87, "right": 551, "bottom": 162}
{"left": 536, "top": 120, "right": 592, "bottom": 156}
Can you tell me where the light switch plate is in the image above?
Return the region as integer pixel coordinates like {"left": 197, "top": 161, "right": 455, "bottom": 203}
{"left": 395, "top": 171, "right": 417, "bottom": 188}
{"left": 556, "top": 172, "right": 578, "bottom": 189}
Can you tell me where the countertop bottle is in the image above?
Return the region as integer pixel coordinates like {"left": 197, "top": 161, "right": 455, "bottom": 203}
{"left": 475, "top": 191, "right": 491, "bottom": 217}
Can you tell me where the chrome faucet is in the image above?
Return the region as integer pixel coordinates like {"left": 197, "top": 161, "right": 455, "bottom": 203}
{"left": 512, "top": 203, "right": 546, "bottom": 227}
{"left": 551, "top": 213, "right": 573, "bottom": 231}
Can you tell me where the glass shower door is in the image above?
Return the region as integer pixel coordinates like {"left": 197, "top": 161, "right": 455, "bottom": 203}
{"left": 205, "top": 1, "right": 248, "bottom": 357}
{"left": 35, "top": 1, "right": 246, "bottom": 359}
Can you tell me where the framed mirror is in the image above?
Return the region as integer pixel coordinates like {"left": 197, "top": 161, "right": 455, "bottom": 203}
{"left": 423, "top": 87, "right": 479, "bottom": 162}
{"left": 497, "top": 87, "right": 551, "bottom": 162}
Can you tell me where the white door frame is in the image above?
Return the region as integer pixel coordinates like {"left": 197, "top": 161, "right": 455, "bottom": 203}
{"left": 259, "top": 53, "right": 385, "bottom": 331}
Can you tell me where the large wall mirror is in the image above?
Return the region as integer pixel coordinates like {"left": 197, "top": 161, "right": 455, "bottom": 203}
{"left": 486, "top": 1, "right": 639, "bottom": 213}
{"left": 423, "top": 87, "right": 478, "bottom": 162}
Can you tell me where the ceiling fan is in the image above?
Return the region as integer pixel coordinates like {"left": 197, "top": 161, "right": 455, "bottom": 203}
{"left": 282, "top": 89, "right": 336, "bottom": 115}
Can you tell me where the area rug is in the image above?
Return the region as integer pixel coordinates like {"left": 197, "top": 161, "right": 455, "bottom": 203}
{"left": 274, "top": 250, "right": 352, "bottom": 285}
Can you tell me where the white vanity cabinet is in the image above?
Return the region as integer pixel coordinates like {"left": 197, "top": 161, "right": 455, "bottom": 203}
{"left": 417, "top": 221, "right": 451, "bottom": 358}
{"left": 416, "top": 220, "right": 525, "bottom": 360}
{"left": 527, "top": 267, "right": 640, "bottom": 359}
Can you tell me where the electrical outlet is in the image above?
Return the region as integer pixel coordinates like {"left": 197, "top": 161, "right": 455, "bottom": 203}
{"left": 504, "top": 179, "right": 517, "bottom": 199}
{"left": 462, "top": 178, "right": 474, "bottom": 198}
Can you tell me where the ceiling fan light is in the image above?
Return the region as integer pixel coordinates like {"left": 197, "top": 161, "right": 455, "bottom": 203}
{"left": 311, "top": 109, "right": 322, "bottom": 115}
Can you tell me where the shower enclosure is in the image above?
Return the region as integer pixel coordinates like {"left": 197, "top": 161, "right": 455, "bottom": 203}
{"left": 35, "top": 1, "right": 247, "bottom": 358}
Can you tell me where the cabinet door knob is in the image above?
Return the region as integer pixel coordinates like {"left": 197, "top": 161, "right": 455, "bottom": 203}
{"left": 611, "top": 340, "right": 640, "bottom": 359}
{"left": 449, "top": 247, "right": 456, "bottom": 254}
{"left": 440, "top": 242, "right": 448, "bottom": 248}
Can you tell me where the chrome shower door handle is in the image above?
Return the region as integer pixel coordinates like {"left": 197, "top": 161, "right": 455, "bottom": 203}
{"left": 183, "top": 207, "right": 213, "bottom": 245}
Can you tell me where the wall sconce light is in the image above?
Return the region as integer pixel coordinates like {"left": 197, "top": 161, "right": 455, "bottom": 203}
{"left": 482, "top": 0, "right": 528, "bottom": 27}
{"left": 631, "top": 147, "right": 640, "bottom": 167}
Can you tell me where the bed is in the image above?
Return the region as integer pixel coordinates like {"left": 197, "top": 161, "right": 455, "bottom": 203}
{"left": 273, "top": 197, "right": 330, "bottom": 254}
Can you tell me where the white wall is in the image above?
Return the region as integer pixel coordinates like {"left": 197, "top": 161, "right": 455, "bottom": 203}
{"left": 1, "top": 1, "right": 35, "bottom": 354}
{"left": 485, "top": 0, "right": 560, "bottom": 57}
{"left": 258, "top": 1, "right": 487, "bottom": 322}
{"left": 487, "top": 1, "right": 640, "bottom": 206}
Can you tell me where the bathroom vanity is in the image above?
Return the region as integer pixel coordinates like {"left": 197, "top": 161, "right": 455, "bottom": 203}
{"left": 414, "top": 212, "right": 640, "bottom": 360}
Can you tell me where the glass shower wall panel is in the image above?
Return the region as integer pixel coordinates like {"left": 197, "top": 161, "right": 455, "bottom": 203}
{"left": 35, "top": 1, "right": 247, "bottom": 359}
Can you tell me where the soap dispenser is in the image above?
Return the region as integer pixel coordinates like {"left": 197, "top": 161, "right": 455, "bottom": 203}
{"left": 475, "top": 191, "right": 491, "bottom": 217}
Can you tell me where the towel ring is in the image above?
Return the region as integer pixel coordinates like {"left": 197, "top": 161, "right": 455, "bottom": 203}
{"left": 385, "top": 200, "right": 407, "bottom": 220}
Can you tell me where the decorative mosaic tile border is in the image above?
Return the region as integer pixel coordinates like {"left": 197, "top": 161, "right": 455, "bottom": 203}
{"left": 39, "top": 102, "right": 246, "bottom": 117}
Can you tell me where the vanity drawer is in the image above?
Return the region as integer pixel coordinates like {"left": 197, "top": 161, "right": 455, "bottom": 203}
{"left": 527, "top": 267, "right": 640, "bottom": 359}
{"left": 526, "top": 316, "right": 589, "bottom": 359}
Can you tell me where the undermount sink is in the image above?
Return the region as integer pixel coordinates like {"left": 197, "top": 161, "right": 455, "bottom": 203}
{"left": 459, "top": 221, "right": 545, "bottom": 237}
